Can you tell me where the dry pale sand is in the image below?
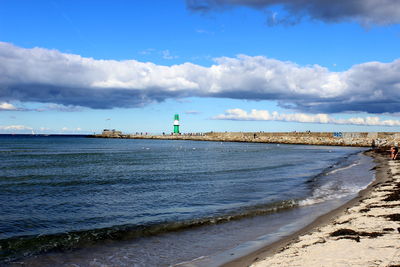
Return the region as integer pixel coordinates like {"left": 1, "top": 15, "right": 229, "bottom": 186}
{"left": 248, "top": 152, "right": 400, "bottom": 267}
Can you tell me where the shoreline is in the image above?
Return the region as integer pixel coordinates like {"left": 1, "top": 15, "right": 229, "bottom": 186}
{"left": 224, "top": 150, "right": 400, "bottom": 267}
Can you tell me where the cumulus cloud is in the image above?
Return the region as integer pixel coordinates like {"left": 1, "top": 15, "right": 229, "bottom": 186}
{"left": 1, "top": 42, "right": 400, "bottom": 114}
{"left": 214, "top": 109, "right": 400, "bottom": 126}
{"left": 0, "top": 102, "right": 17, "bottom": 110}
{"left": 0, "top": 125, "right": 33, "bottom": 131}
{"left": 186, "top": 0, "right": 400, "bottom": 26}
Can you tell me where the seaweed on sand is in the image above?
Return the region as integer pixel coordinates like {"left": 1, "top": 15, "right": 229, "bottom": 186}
{"left": 330, "top": 229, "right": 384, "bottom": 242}
{"left": 383, "top": 190, "right": 400, "bottom": 201}
{"left": 384, "top": 214, "right": 400, "bottom": 221}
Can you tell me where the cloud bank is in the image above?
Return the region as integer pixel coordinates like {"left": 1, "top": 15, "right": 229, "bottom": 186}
{"left": 186, "top": 0, "right": 400, "bottom": 26}
{"left": 1, "top": 42, "right": 400, "bottom": 114}
{"left": 214, "top": 109, "right": 400, "bottom": 126}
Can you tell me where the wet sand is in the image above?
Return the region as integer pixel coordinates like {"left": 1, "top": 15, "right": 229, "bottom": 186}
{"left": 225, "top": 150, "right": 400, "bottom": 267}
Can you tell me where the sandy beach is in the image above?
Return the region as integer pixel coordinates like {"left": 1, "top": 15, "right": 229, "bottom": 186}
{"left": 226, "top": 150, "right": 400, "bottom": 267}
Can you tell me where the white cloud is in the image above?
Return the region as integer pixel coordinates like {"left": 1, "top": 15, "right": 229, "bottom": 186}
{"left": 1, "top": 42, "right": 400, "bottom": 114}
{"left": 0, "top": 102, "right": 17, "bottom": 110}
{"left": 0, "top": 125, "right": 33, "bottom": 130}
{"left": 214, "top": 109, "right": 400, "bottom": 126}
{"left": 162, "top": 50, "right": 178, "bottom": 60}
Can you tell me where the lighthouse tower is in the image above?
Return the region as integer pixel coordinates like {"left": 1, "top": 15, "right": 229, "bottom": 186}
{"left": 173, "top": 114, "right": 180, "bottom": 134}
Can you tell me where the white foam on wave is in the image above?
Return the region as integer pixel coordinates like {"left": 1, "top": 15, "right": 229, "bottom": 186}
{"left": 173, "top": 255, "right": 208, "bottom": 266}
{"left": 325, "top": 161, "right": 360, "bottom": 175}
{"left": 299, "top": 155, "right": 374, "bottom": 207}
{"left": 298, "top": 183, "right": 364, "bottom": 206}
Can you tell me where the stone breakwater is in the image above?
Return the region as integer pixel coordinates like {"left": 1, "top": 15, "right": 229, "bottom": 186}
{"left": 91, "top": 131, "right": 400, "bottom": 148}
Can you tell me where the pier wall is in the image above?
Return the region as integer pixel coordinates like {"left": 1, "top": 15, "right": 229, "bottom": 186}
{"left": 91, "top": 131, "right": 400, "bottom": 147}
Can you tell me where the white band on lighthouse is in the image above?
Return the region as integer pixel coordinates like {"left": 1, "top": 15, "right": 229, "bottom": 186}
{"left": 174, "top": 120, "right": 179, "bottom": 126}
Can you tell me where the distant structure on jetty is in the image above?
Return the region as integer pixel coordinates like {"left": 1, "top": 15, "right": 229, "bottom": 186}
{"left": 100, "top": 129, "right": 123, "bottom": 138}
{"left": 92, "top": 131, "right": 400, "bottom": 148}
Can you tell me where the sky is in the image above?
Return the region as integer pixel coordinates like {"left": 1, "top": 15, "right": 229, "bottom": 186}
{"left": 1, "top": 0, "right": 400, "bottom": 134}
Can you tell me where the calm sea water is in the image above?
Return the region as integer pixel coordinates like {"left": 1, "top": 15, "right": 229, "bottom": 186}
{"left": 0, "top": 135, "right": 375, "bottom": 266}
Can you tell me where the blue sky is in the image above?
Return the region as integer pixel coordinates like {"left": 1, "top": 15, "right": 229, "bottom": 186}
{"left": 1, "top": 0, "right": 400, "bottom": 134}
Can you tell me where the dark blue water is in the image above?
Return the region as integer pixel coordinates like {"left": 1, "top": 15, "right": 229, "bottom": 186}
{"left": 0, "top": 136, "right": 374, "bottom": 266}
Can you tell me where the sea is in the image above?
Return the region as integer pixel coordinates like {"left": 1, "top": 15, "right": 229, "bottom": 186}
{"left": 0, "top": 135, "right": 375, "bottom": 266}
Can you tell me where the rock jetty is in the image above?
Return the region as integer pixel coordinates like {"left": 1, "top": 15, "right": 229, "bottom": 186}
{"left": 90, "top": 130, "right": 400, "bottom": 148}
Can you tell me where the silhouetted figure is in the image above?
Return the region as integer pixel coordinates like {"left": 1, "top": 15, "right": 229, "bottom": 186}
{"left": 390, "top": 146, "right": 398, "bottom": 160}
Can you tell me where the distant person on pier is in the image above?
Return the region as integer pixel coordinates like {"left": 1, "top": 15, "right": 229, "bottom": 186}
{"left": 390, "top": 146, "right": 398, "bottom": 160}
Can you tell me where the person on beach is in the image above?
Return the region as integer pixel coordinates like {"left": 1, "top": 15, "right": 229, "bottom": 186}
{"left": 390, "top": 146, "right": 398, "bottom": 160}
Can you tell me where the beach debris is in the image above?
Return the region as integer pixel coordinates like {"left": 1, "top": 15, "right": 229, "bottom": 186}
{"left": 384, "top": 213, "right": 400, "bottom": 221}
{"left": 383, "top": 228, "right": 395, "bottom": 231}
{"left": 301, "top": 238, "right": 326, "bottom": 248}
{"left": 368, "top": 204, "right": 399, "bottom": 209}
{"left": 359, "top": 208, "right": 370, "bottom": 213}
{"left": 383, "top": 190, "right": 400, "bottom": 201}
{"left": 330, "top": 228, "right": 358, "bottom": 236}
{"left": 330, "top": 228, "right": 384, "bottom": 242}
{"left": 334, "top": 219, "right": 352, "bottom": 225}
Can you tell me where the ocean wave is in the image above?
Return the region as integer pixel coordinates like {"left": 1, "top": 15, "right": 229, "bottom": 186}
{"left": 0, "top": 199, "right": 298, "bottom": 263}
{"left": 298, "top": 183, "right": 363, "bottom": 206}
{"left": 325, "top": 161, "right": 360, "bottom": 175}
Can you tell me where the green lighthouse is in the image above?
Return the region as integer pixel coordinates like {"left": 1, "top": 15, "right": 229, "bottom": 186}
{"left": 173, "top": 114, "right": 180, "bottom": 134}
